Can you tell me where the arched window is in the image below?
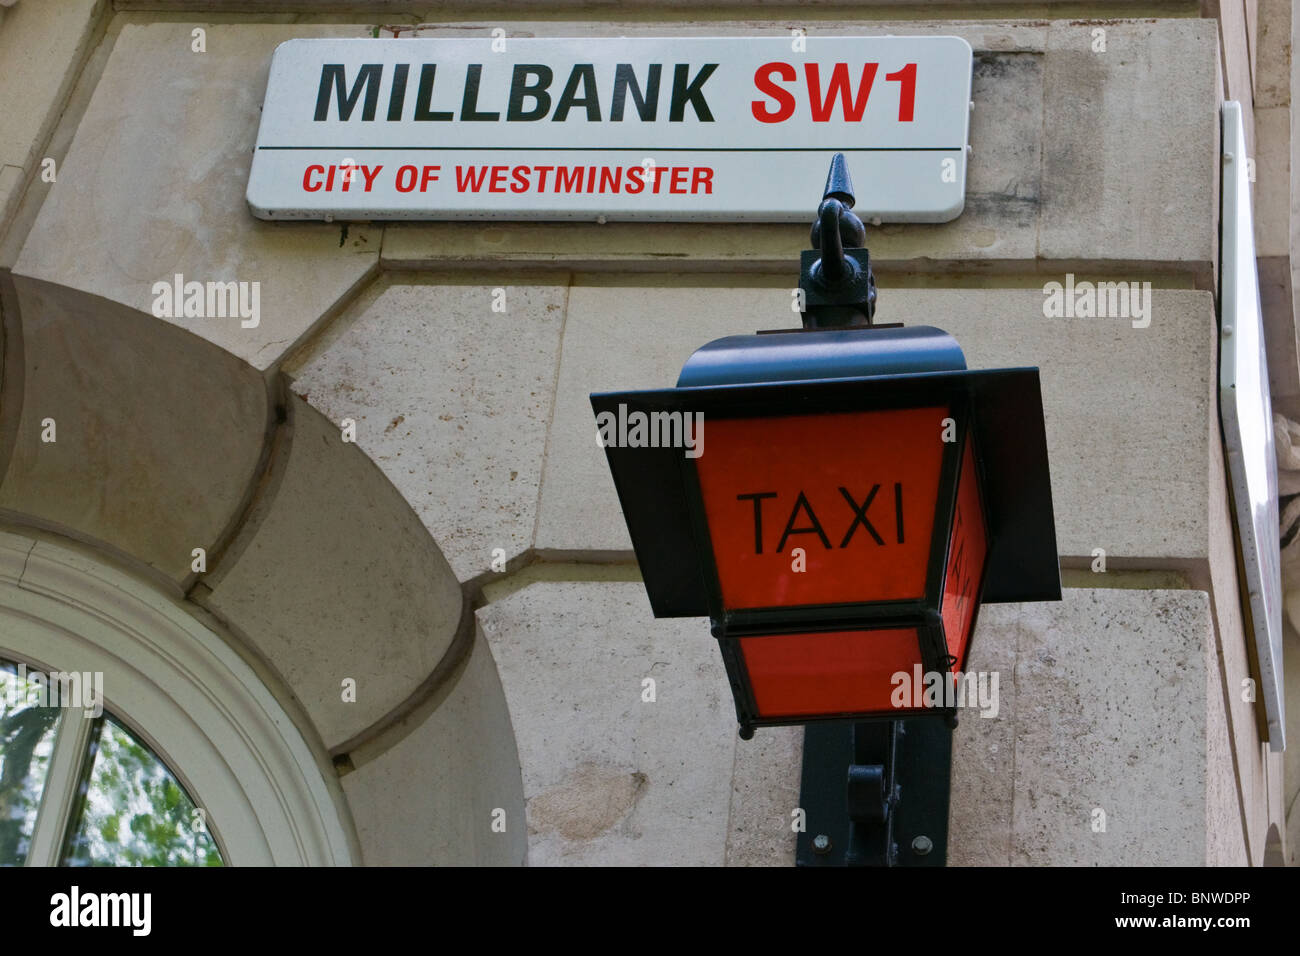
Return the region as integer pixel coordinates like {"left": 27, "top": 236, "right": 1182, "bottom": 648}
{"left": 0, "top": 531, "right": 355, "bottom": 866}
{"left": 1, "top": 663, "right": 224, "bottom": 865}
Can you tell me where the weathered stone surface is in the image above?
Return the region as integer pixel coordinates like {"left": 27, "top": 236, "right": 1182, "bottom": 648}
{"left": 1216, "top": 0, "right": 1257, "bottom": 156}
{"left": 1018, "top": 590, "right": 1208, "bottom": 865}
{"left": 288, "top": 276, "right": 567, "bottom": 582}
{"left": 1284, "top": 624, "right": 1300, "bottom": 865}
{"left": 13, "top": 22, "right": 380, "bottom": 370}
{"left": 341, "top": 630, "right": 527, "bottom": 865}
{"left": 0, "top": 276, "right": 266, "bottom": 583}
{"left": 949, "top": 604, "right": 1019, "bottom": 866}
{"left": 936, "top": 288, "right": 1215, "bottom": 561}
{"left": 1206, "top": 623, "right": 1248, "bottom": 866}
{"left": 1255, "top": 0, "right": 1291, "bottom": 109}
{"left": 0, "top": 0, "right": 103, "bottom": 242}
{"left": 539, "top": 285, "right": 1216, "bottom": 562}
{"left": 1207, "top": 409, "right": 1278, "bottom": 862}
{"left": 203, "top": 395, "right": 463, "bottom": 750}
{"left": 474, "top": 579, "right": 1216, "bottom": 865}
{"left": 1040, "top": 19, "right": 1218, "bottom": 266}
{"left": 725, "top": 726, "right": 801, "bottom": 866}
{"left": 478, "top": 580, "right": 736, "bottom": 865}
{"left": 952, "top": 589, "right": 1211, "bottom": 866}
{"left": 1254, "top": 107, "right": 1291, "bottom": 258}
{"left": 537, "top": 283, "right": 790, "bottom": 554}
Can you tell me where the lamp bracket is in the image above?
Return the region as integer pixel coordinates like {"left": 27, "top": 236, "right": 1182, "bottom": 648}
{"left": 796, "top": 717, "right": 953, "bottom": 867}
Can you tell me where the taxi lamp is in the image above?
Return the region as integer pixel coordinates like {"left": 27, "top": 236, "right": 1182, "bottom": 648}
{"left": 592, "top": 155, "right": 1060, "bottom": 866}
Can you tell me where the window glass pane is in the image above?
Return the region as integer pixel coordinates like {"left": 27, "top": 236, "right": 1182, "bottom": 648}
{"left": 0, "top": 661, "right": 61, "bottom": 865}
{"left": 62, "top": 715, "right": 223, "bottom": 867}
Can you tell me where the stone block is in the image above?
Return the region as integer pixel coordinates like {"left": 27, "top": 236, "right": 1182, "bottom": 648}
{"left": 538, "top": 285, "right": 1216, "bottom": 563}
{"left": 13, "top": 23, "right": 381, "bottom": 370}
{"left": 0, "top": 277, "right": 266, "bottom": 583}
{"left": 340, "top": 631, "right": 527, "bottom": 865}
{"left": 289, "top": 276, "right": 566, "bottom": 582}
{"left": 203, "top": 394, "right": 463, "bottom": 749}
{"left": 477, "top": 579, "right": 736, "bottom": 865}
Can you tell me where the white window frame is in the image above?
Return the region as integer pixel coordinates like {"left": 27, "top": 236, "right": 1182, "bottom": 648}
{"left": 0, "top": 530, "right": 356, "bottom": 865}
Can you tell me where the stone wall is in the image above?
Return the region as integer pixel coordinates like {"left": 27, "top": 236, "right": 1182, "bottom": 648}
{"left": 0, "top": 1, "right": 1291, "bottom": 865}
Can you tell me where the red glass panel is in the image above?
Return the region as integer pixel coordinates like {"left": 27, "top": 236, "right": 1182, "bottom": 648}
{"left": 695, "top": 407, "right": 949, "bottom": 609}
{"left": 940, "top": 436, "right": 988, "bottom": 671}
{"left": 740, "top": 627, "right": 923, "bottom": 718}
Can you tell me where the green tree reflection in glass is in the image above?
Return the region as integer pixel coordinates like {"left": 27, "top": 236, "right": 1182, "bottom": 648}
{"left": 0, "top": 663, "right": 60, "bottom": 865}
{"left": 62, "top": 716, "right": 223, "bottom": 866}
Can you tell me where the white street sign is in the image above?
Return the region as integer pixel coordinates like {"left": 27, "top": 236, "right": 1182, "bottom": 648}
{"left": 1221, "top": 101, "right": 1285, "bottom": 751}
{"left": 246, "top": 36, "right": 973, "bottom": 223}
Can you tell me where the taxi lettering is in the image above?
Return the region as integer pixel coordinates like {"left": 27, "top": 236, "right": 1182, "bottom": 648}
{"left": 737, "top": 484, "right": 905, "bottom": 554}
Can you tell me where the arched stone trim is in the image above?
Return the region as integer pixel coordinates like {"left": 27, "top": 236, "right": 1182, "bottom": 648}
{"left": 0, "top": 529, "right": 358, "bottom": 865}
